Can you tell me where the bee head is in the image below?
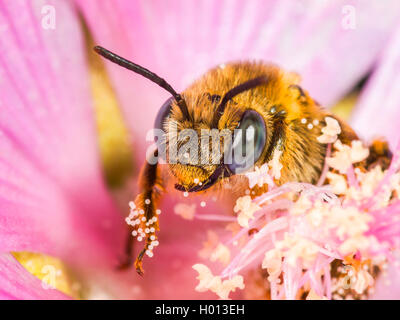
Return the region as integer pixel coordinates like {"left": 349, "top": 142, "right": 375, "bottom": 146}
{"left": 93, "top": 46, "right": 327, "bottom": 192}
{"left": 155, "top": 63, "right": 284, "bottom": 192}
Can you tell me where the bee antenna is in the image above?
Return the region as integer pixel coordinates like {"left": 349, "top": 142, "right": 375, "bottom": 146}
{"left": 212, "top": 76, "right": 270, "bottom": 128}
{"left": 94, "top": 46, "right": 190, "bottom": 119}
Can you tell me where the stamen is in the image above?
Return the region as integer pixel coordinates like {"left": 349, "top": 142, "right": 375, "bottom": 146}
{"left": 191, "top": 140, "right": 400, "bottom": 299}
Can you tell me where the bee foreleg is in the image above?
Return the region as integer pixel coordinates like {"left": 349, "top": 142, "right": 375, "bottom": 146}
{"left": 129, "top": 150, "right": 163, "bottom": 275}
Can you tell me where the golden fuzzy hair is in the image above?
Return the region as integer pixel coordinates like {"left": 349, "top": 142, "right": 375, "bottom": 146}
{"left": 165, "top": 61, "right": 357, "bottom": 195}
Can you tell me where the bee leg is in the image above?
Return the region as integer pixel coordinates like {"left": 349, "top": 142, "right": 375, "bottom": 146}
{"left": 366, "top": 139, "right": 392, "bottom": 170}
{"left": 129, "top": 151, "right": 163, "bottom": 275}
{"left": 132, "top": 189, "right": 162, "bottom": 276}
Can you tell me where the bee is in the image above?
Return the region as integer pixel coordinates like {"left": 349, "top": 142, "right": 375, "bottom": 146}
{"left": 94, "top": 46, "right": 391, "bottom": 275}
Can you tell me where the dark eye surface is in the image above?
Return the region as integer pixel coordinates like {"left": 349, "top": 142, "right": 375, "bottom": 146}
{"left": 154, "top": 97, "right": 173, "bottom": 131}
{"left": 226, "top": 110, "right": 266, "bottom": 173}
{"left": 154, "top": 97, "right": 173, "bottom": 159}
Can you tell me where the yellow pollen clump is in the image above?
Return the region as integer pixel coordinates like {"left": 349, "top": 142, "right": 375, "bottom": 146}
{"left": 289, "top": 194, "right": 312, "bottom": 216}
{"left": 350, "top": 141, "right": 370, "bottom": 163}
{"left": 317, "top": 117, "right": 341, "bottom": 144}
{"left": 198, "top": 230, "right": 219, "bottom": 260}
{"left": 262, "top": 249, "right": 282, "bottom": 281}
{"left": 268, "top": 149, "right": 283, "bottom": 179}
{"left": 353, "top": 269, "right": 374, "bottom": 294}
{"left": 192, "top": 264, "right": 244, "bottom": 300}
{"left": 234, "top": 196, "right": 261, "bottom": 228}
{"left": 327, "top": 172, "right": 348, "bottom": 194}
{"left": 210, "top": 243, "right": 231, "bottom": 266}
{"left": 306, "top": 201, "right": 330, "bottom": 227}
{"left": 275, "top": 233, "right": 320, "bottom": 268}
{"left": 327, "top": 140, "right": 369, "bottom": 174}
{"left": 339, "top": 235, "right": 373, "bottom": 256}
{"left": 327, "top": 206, "right": 372, "bottom": 240}
{"left": 173, "top": 203, "right": 196, "bottom": 220}
{"left": 356, "top": 166, "right": 385, "bottom": 198}
{"left": 244, "top": 164, "right": 274, "bottom": 189}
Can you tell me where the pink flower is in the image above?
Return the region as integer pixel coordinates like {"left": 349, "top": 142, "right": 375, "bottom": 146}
{"left": 0, "top": 0, "right": 214, "bottom": 299}
{"left": 326, "top": 140, "right": 369, "bottom": 174}
{"left": 245, "top": 164, "right": 273, "bottom": 188}
{"left": 192, "top": 264, "right": 244, "bottom": 300}
{"left": 2, "top": 0, "right": 400, "bottom": 299}
{"left": 174, "top": 203, "right": 196, "bottom": 220}
{"left": 317, "top": 117, "right": 341, "bottom": 144}
{"left": 203, "top": 152, "right": 400, "bottom": 299}
{"left": 234, "top": 196, "right": 261, "bottom": 228}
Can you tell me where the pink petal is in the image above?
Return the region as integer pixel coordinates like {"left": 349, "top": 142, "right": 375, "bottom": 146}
{"left": 78, "top": 0, "right": 400, "bottom": 157}
{"left": 351, "top": 24, "right": 400, "bottom": 149}
{"left": 69, "top": 198, "right": 225, "bottom": 299}
{"left": 0, "top": 1, "right": 125, "bottom": 269}
{"left": 0, "top": 1, "right": 237, "bottom": 300}
{"left": 371, "top": 263, "right": 400, "bottom": 299}
{"left": 0, "top": 253, "right": 70, "bottom": 299}
{"left": 133, "top": 197, "right": 231, "bottom": 299}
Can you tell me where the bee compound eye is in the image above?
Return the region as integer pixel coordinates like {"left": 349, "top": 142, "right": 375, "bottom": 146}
{"left": 154, "top": 97, "right": 174, "bottom": 131}
{"left": 153, "top": 97, "right": 174, "bottom": 160}
{"left": 226, "top": 110, "right": 267, "bottom": 174}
